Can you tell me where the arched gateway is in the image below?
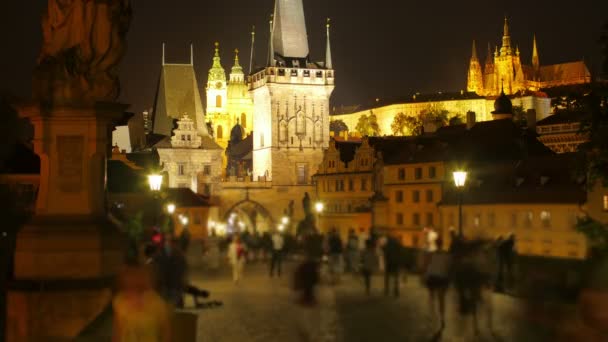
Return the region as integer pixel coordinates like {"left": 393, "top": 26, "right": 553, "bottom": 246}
{"left": 222, "top": 199, "right": 275, "bottom": 233}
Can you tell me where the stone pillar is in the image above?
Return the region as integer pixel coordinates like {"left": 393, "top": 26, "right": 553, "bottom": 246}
{"left": 6, "top": 103, "right": 128, "bottom": 341}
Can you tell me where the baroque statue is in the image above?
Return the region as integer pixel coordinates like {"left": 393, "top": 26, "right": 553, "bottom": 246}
{"left": 33, "top": 0, "right": 133, "bottom": 105}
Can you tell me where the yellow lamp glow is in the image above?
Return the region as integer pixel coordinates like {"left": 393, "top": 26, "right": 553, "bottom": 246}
{"left": 453, "top": 171, "right": 467, "bottom": 188}
{"left": 148, "top": 174, "right": 163, "bottom": 191}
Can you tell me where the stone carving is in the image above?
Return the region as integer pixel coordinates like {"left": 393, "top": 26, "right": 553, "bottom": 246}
{"left": 372, "top": 151, "right": 384, "bottom": 196}
{"left": 34, "top": 0, "right": 133, "bottom": 105}
{"left": 57, "top": 135, "right": 84, "bottom": 193}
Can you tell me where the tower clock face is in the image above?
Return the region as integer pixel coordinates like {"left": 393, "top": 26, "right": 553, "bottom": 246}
{"left": 216, "top": 82, "right": 222, "bottom": 89}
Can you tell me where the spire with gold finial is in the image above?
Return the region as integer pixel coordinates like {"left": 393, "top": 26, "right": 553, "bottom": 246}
{"left": 232, "top": 49, "right": 244, "bottom": 75}
{"left": 471, "top": 40, "right": 479, "bottom": 61}
{"left": 500, "top": 16, "right": 512, "bottom": 56}
{"left": 268, "top": 14, "right": 275, "bottom": 67}
{"left": 325, "top": 18, "right": 333, "bottom": 69}
{"left": 208, "top": 42, "right": 226, "bottom": 84}
{"left": 249, "top": 25, "right": 255, "bottom": 75}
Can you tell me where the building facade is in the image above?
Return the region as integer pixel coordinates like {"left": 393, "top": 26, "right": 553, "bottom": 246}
{"left": 156, "top": 115, "right": 223, "bottom": 196}
{"left": 467, "top": 18, "right": 591, "bottom": 96}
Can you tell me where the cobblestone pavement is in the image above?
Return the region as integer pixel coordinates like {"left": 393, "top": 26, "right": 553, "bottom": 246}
{"left": 188, "top": 261, "right": 558, "bottom": 342}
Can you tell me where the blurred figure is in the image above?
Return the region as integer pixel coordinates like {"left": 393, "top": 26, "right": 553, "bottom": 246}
{"left": 424, "top": 238, "right": 451, "bottom": 329}
{"left": 294, "top": 234, "right": 321, "bottom": 306}
{"left": 112, "top": 264, "right": 171, "bottom": 342}
{"left": 228, "top": 235, "right": 246, "bottom": 284}
{"left": 345, "top": 229, "right": 359, "bottom": 273}
{"left": 500, "top": 233, "right": 516, "bottom": 289}
{"left": 361, "top": 239, "right": 378, "bottom": 295}
{"left": 383, "top": 235, "right": 402, "bottom": 297}
{"left": 154, "top": 239, "right": 187, "bottom": 308}
{"left": 327, "top": 228, "right": 344, "bottom": 284}
{"left": 179, "top": 227, "right": 191, "bottom": 253}
{"left": 205, "top": 229, "right": 221, "bottom": 271}
{"left": 270, "top": 230, "right": 285, "bottom": 277}
{"left": 376, "top": 234, "right": 387, "bottom": 273}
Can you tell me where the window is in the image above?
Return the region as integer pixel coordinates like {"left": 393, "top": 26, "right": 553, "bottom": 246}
{"left": 398, "top": 168, "right": 405, "bottom": 181}
{"left": 361, "top": 179, "right": 367, "bottom": 191}
{"left": 540, "top": 211, "right": 552, "bottom": 228}
{"left": 412, "top": 190, "right": 420, "bottom": 203}
{"left": 297, "top": 164, "right": 308, "bottom": 185}
{"left": 426, "top": 213, "right": 434, "bottom": 226}
{"left": 203, "top": 165, "right": 211, "bottom": 176}
{"left": 260, "top": 133, "right": 265, "bottom": 147}
{"left": 413, "top": 213, "right": 421, "bottom": 226}
{"left": 415, "top": 168, "right": 422, "bottom": 180}
{"left": 348, "top": 179, "right": 354, "bottom": 191}
{"left": 178, "top": 163, "right": 185, "bottom": 176}
{"left": 396, "top": 213, "right": 404, "bottom": 225}
{"left": 395, "top": 190, "right": 404, "bottom": 203}
{"left": 426, "top": 189, "right": 434, "bottom": 202}
{"left": 474, "top": 214, "right": 481, "bottom": 228}
{"left": 216, "top": 95, "right": 222, "bottom": 108}
{"left": 604, "top": 195, "right": 608, "bottom": 211}
{"left": 488, "top": 212, "right": 496, "bottom": 227}
{"left": 429, "top": 166, "right": 437, "bottom": 179}
{"left": 217, "top": 125, "right": 223, "bottom": 139}
{"left": 241, "top": 113, "right": 247, "bottom": 129}
{"left": 524, "top": 211, "right": 533, "bottom": 228}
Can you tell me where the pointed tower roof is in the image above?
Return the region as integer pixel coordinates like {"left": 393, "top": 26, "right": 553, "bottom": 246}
{"left": 249, "top": 26, "right": 256, "bottom": 75}
{"left": 268, "top": 14, "right": 275, "bottom": 66}
{"left": 471, "top": 40, "right": 479, "bottom": 61}
{"left": 231, "top": 49, "right": 244, "bottom": 75}
{"left": 500, "top": 16, "right": 512, "bottom": 56}
{"left": 272, "top": 0, "right": 309, "bottom": 59}
{"left": 325, "top": 18, "right": 333, "bottom": 69}
{"left": 208, "top": 42, "right": 226, "bottom": 84}
{"left": 532, "top": 34, "right": 540, "bottom": 70}
{"left": 485, "top": 42, "right": 493, "bottom": 65}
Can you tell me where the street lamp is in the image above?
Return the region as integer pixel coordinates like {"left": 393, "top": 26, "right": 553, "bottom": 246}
{"left": 453, "top": 170, "right": 468, "bottom": 236}
{"left": 148, "top": 174, "right": 163, "bottom": 192}
{"left": 166, "top": 203, "right": 176, "bottom": 214}
{"left": 180, "top": 216, "right": 189, "bottom": 226}
{"left": 278, "top": 224, "right": 285, "bottom": 232}
{"left": 281, "top": 216, "right": 289, "bottom": 225}
{"left": 315, "top": 201, "right": 324, "bottom": 232}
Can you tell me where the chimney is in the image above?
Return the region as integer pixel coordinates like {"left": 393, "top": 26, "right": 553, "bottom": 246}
{"left": 526, "top": 109, "right": 537, "bottom": 131}
{"left": 466, "top": 111, "right": 476, "bottom": 129}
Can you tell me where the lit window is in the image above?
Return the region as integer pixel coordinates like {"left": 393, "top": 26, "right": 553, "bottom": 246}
{"left": 396, "top": 190, "right": 404, "bottom": 203}
{"left": 241, "top": 113, "right": 247, "bottom": 129}
{"left": 398, "top": 168, "right": 405, "bottom": 181}
{"left": 412, "top": 190, "right": 420, "bottom": 203}
{"left": 525, "top": 211, "right": 533, "bottom": 228}
{"left": 297, "top": 164, "right": 308, "bottom": 185}
{"left": 415, "top": 168, "right": 422, "bottom": 180}
{"left": 217, "top": 125, "right": 223, "bottom": 139}
{"left": 396, "top": 213, "right": 404, "bottom": 225}
{"left": 604, "top": 195, "right": 608, "bottom": 211}
{"left": 203, "top": 165, "right": 212, "bottom": 176}
{"left": 474, "top": 214, "right": 481, "bottom": 227}
{"left": 178, "top": 164, "right": 185, "bottom": 176}
{"left": 540, "top": 211, "right": 551, "bottom": 228}
{"left": 429, "top": 166, "right": 437, "bottom": 179}
{"left": 216, "top": 95, "right": 222, "bottom": 108}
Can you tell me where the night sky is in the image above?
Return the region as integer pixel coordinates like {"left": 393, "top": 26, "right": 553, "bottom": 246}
{"left": 1, "top": 0, "right": 607, "bottom": 114}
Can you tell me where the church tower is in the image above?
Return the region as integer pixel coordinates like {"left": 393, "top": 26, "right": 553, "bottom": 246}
{"left": 206, "top": 42, "right": 229, "bottom": 144}
{"left": 227, "top": 49, "right": 254, "bottom": 136}
{"left": 492, "top": 17, "right": 523, "bottom": 95}
{"left": 250, "top": 0, "right": 335, "bottom": 185}
{"left": 467, "top": 40, "right": 484, "bottom": 94}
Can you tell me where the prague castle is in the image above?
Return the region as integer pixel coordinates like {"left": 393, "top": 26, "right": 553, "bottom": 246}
{"left": 467, "top": 18, "right": 591, "bottom": 96}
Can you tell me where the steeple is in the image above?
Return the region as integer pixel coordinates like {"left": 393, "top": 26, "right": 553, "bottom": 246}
{"left": 532, "top": 34, "right": 540, "bottom": 71}
{"left": 190, "top": 43, "right": 194, "bottom": 65}
{"left": 230, "top": 49, "right": 245, "bottom": 83}
{"left": 467, "top": 40, "right": 483, "bottom": 94}
{"left": 268, "top": 14, "right": 275, "bottom": 66}
{"left": 485, "top": 42, "right": 493, "bottom": 65}
{"left": 162, "top": 43, "right": 166, "bottom": 65}
{"left": 272, "top": 0, "right": 310, "bottom": 59}
{"left": 208, "top": 42, "right": 226, "bottom": 84}
{"left": 325, "top": 18, "right": 333, "bottom": 69}
{"left": 249, "top": 26, "right": 255, "bottom": 75}
{"left": 500, "top": 16, "right": 512, "bottom": 56}
{"left": 471, "top": 40, "right": 479, "bottom": 61}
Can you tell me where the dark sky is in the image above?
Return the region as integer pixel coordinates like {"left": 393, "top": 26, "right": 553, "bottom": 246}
{"left": 1, "top": 0, "right": 607, "bottom": 114}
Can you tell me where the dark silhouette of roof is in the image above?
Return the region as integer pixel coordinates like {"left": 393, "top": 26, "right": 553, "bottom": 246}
{"left": 491, "top": 90, "right": 513, "bottom": 115}
{"left": 227, "top": 134, "right": 253, "bottom": 160}
{"left": 107, "top": 159, "right": 147, "bottom": 193}
{"left": 165, "top": 188, "right": 210, "bottom": 207}
{"left": 536, "top": 110, "right": 588, "bottom": 126}
{"left": 0, "top": 143, "right": 40, "bottom": 174}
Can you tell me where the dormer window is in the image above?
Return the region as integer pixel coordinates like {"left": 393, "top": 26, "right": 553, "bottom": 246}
{"left": 292, "top": 60, "right": 300, "bottom": 68}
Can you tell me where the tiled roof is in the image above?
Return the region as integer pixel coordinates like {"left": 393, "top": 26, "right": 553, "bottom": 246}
{"left": 540, "top": 61, "right": 590, "bottom": 84}
{"left": 441, "top": 154, "right": 586, "bottom": 205}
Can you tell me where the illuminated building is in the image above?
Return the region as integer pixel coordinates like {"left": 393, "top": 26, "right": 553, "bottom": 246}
{"left": 467, "top": 18, "right": 591, "bottom": 96}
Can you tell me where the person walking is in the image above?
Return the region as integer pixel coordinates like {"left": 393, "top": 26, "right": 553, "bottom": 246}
{"left": 424, "top": 238, "right": 451, "bottom": 329}
{"left": 113, "top": 263, "right": 171, "bottom": 342}
{"left": 228, "top": 235, "right": 246, "bottom": 284}
{"left": 270, "top": 230, "right": 285, "bottom": 277}
{"left": 361, "top": 239, "right": 378, "bottom": 295}
{"left": 345, "top": 229, "right": 359, "bottom": 273}
{"left": 154, "top": 239, "right": 187, "bottom": 308}
{"left": 327, "top": 228, "right": 344, "bottom": 284}
{"left": 383, "top": 235, "right": 402, "bottom": 297}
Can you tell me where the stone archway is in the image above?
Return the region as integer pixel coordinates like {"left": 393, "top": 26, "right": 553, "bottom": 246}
{"left": 223, "top": 199, "right": 275, "bottom": 233}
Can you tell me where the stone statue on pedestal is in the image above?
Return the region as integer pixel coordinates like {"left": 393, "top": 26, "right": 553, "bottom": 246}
{"left": 34, "top": 0, "right": 133, "bottom": 105}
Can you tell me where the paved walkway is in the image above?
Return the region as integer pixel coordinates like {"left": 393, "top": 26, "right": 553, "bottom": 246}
{"left": 187, "top": 261, "right": 559, "bottom": 342}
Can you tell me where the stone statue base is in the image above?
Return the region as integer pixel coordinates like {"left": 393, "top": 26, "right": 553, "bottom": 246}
{"left": 6, "top": 102, "right": 128, "bottom": 341}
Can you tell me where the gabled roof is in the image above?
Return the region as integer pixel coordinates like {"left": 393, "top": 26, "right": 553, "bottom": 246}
{"left": 152, "top": 64, "right": 207, "bottom": 137}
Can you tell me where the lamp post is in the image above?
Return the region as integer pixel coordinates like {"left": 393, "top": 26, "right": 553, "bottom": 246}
{"left": 453, "top": 171, "right": 468, "bottom": 237}
{"left": 315, "top": 201, "right": 324, "bottom": 233}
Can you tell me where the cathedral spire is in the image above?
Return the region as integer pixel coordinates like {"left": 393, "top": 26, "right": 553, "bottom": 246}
{"left": 532, "top": 34, "right": 540, "bottom": 71}
{"left": 485, "top": 42, "right": 493, "bottom": 65}
{"left": 208, "top": 42, "right": 226, "bottom": 84}
{"left": 500, "top": 16, "right": 512, "bottom": 56}
{"left": 249, "top": 26, "right": 255, "bottom": 75}
{"left": 467, "top": 40, "right": 483, "bottom": 94}
{"left": 325, "top": 18, "right": 333, "bottom": 69}
{"left": 162, "top": 43, "right": 166, "bottom": 65}
{"left": 471, "top": 40, "right": 479, "bottom": 61}
{"left": 190, "top": 43, "right": 194, "bottom": 65}
{"left": 268, "top": 14, "right": 275, "bottom": 66}
{"left": 272, "top": 0, "right": 309, "bottom": 59}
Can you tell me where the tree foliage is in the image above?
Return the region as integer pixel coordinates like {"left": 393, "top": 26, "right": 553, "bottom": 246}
{"left": 330, "top": 120, "right": 349, "bottom": 136}
{"left": 391, "top": 113, "right": 408, "bottom": 136}
{"left": 355, "top": 111, "right": 380, "bottom": 137}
